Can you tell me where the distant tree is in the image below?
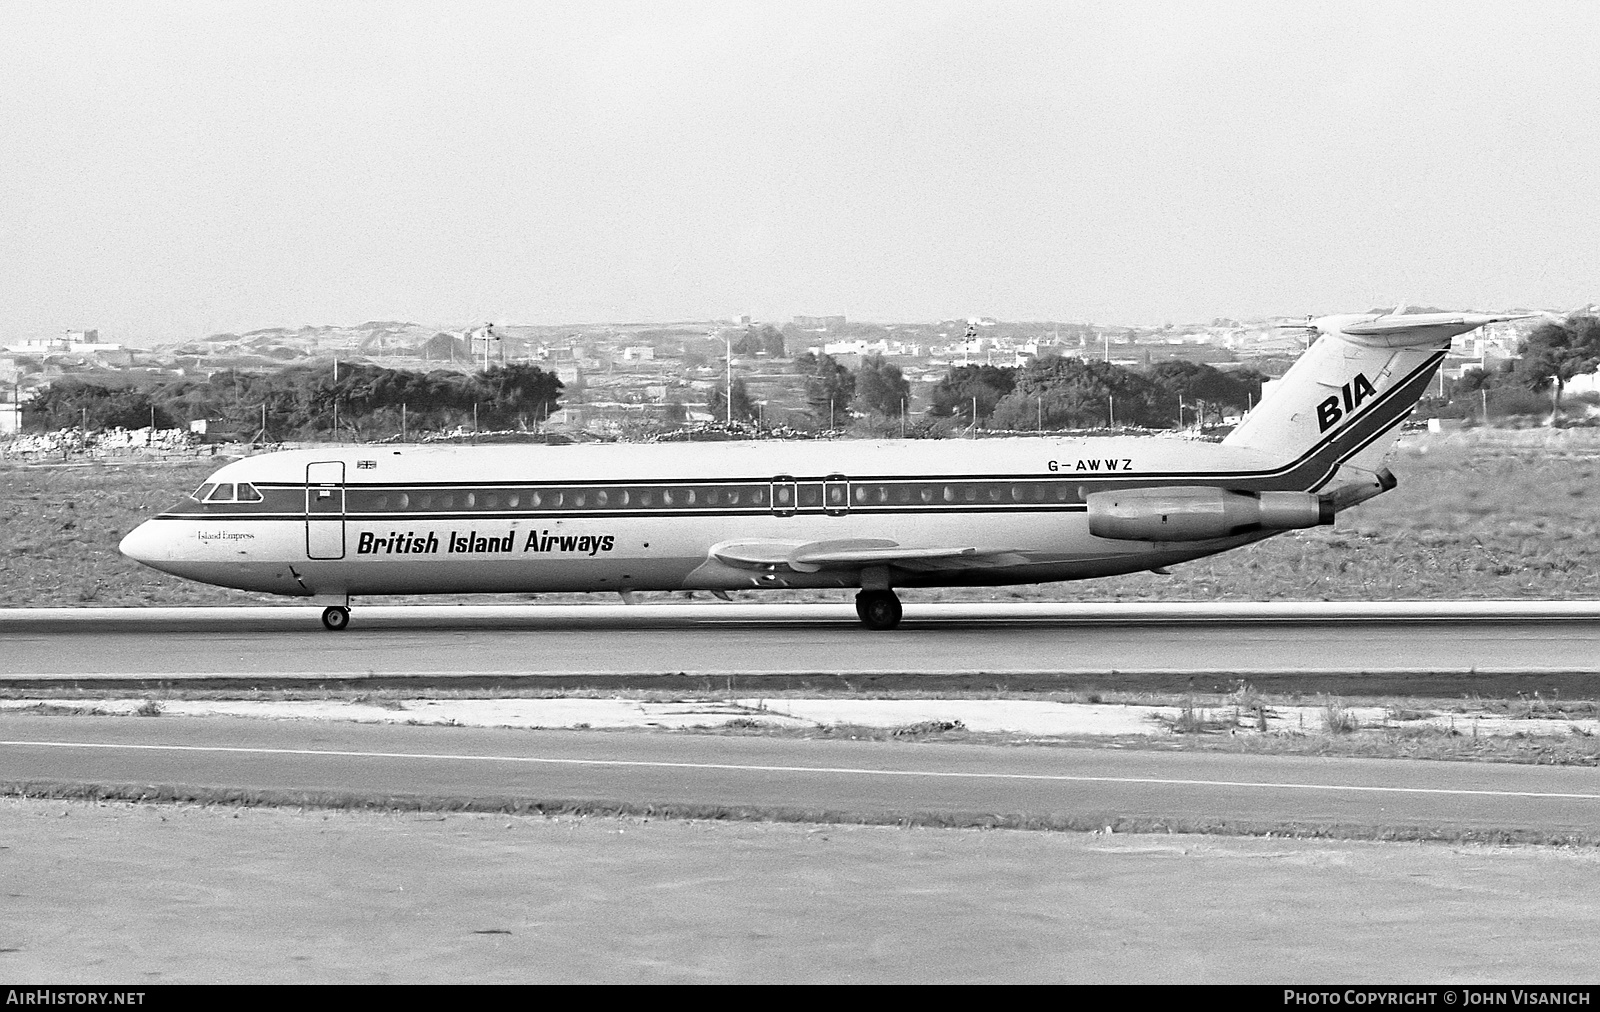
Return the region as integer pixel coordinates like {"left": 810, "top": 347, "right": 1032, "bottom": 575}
{"left": 1147, "top": 361, "right": 1263, "bottom": 426}
{"left": 1515, "top": 315, "right": 1600, "bottom": 411}
{"left": 1452, "top": 366, "right": 1494, "bottom": 395}
{"left": 927, "top": 364, "right": 1015, "bottom": 422}
{"left": 794, "top": 351, "right": 855, "bottom": 422}
{"left": 23, "top": 383, "right": 177, "bottom": 431}
{"left": 852, "top": 353, "right": 911, "bottom": 417}
{"left": 990, "top": 355, "right": 1166, "bottom": 429}
{"left": 733, "top": 324, "right": 786, "bottom": 358}
{"left": 707, "top": 376, "right": 757, "bottom": 423}
{"left": 474, "top": 363, "right": 563, "bottom": 428}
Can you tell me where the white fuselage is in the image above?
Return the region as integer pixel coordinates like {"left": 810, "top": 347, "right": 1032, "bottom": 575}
{"left": 118, "top": 436, "right": 1293, "bottom": 601}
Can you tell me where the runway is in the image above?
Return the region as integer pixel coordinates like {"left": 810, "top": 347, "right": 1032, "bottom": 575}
{"left": 4, "top": 716, "right": 1598, "bottom": 840}
{"left": 2, "top": 602, "right": 1598, "bottom": 691}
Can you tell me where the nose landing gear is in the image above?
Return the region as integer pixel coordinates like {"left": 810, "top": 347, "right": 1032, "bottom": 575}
{"left": 854, "top": 589, "right": 903, "bottom": 631}
{"left": 321, "top": 606, "right": 350, "bottom": 631}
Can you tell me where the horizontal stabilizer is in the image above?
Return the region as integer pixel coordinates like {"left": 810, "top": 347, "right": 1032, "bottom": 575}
{"left": 1338, "top": 312, "right": 1534, "bottom": 345}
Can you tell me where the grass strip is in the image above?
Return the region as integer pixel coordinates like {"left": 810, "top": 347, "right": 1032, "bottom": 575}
{"left": 6, "top": 779, "right": 1596, "bottom": 847}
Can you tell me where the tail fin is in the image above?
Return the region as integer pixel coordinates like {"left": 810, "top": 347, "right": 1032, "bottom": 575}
{"left": 1224, "top": 311, "right": 1528, "bottom": 490}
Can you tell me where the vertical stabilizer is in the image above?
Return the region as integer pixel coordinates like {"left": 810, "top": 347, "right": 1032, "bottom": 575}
{"left": 1223, "top": 312, "right": 1525, "bottom": 489}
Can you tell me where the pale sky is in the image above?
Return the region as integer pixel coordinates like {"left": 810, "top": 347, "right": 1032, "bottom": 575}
{"left": 2, "top": 0, "right": 1597, "bottom": 344}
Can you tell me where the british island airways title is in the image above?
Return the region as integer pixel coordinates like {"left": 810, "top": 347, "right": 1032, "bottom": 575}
{"left": 356, "top": 530, "right": 615, "bottom": 557}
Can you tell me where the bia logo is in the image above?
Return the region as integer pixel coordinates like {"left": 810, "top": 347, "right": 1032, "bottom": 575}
{"left": 1317, "top": 373, "right": 1378, "bottom": 432}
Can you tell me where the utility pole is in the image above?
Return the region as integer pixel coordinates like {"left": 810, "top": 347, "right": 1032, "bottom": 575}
{"left": 1108, "top": 395, "right": 1115, "bottom": 428}
{"left": 971, "top": 395, "right": 978, "bottom": 437}
{"left": 725, "top": 331, "right": 733, "bottom": 426}
{"left": 401, "top": 402, "right": 407, "bottom": 442}
{"left": 332, "top": 356, "right": 339, "bottom": 442}
{"left": 901, "top": 398, "right": 907, "bottom": 438}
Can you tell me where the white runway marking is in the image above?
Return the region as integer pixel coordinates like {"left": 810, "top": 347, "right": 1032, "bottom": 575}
{"left": 4, "top": 739, "right": 1600, "bottom": 801}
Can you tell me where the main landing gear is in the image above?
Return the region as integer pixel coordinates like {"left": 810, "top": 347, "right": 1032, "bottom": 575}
{"left": 854, "top": 589, "right": 903, "bottom": 631}
{"left": 321, "top": 606, "right": 350, "bottom": 631}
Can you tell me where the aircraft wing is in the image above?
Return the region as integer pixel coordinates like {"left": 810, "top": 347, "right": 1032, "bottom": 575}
{"left": 712, "top": 539, "right": 1027, "bottom": 574}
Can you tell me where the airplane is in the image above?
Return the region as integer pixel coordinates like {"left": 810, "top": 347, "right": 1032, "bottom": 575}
{"left": 118, "top": 309, "right": 1527, "bottom": 631}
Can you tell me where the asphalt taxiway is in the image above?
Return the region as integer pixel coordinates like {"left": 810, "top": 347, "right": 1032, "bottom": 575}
{"left": 2, "top": 602, "right": 1599, "bottom": 691}
{"left": 5, "top": 715, "right": 1598, "bottom": 839}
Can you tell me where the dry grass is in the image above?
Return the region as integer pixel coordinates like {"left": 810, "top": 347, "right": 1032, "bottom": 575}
{"left": 3, "top": 429, "right": 1598, "bottom": 608}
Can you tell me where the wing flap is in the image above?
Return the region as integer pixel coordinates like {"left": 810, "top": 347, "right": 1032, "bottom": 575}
{"left": 711, "top": 538, "right": 1022, "bottom": 574}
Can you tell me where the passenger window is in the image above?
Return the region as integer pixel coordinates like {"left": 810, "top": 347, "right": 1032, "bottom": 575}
{"left": 571, "top": 491, "right": 586, "bottom": 508}
{"left": 749, "top": 487, "right": 768, "bottom": 506}
{"left": 636, "top": 489, "right": 654, "bottom": 507}
{"left": 595, "top": 490, "right": 609, "bottom": 507}
{"left": 208, "top": 484, "right": 235, "bottom": 502}
{"left": 725, "top": 488, "right": 740, "bottom": 506}
{"left": 236, "top": 483, "right": 262, "bottom": 502}
{"left": 193, "top": 483, "right": 216, "bottom": 501}
{"left": 397, "top": 493, "right": 411, "bottom": 509}
{"left": 465, "top": 492, "right": 477, "bottom": 508}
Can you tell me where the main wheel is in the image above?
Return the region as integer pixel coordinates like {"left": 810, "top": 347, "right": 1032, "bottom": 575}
{"left": 321, "top": 606, "right": 350, "bottom": 631}
{"left": 854, "top": 590, "right": 903, "bottom": 631}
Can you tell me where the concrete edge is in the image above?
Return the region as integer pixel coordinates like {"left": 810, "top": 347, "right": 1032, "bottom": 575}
{"left": 3, "top": 600, "right": 1599, "bottom": 631}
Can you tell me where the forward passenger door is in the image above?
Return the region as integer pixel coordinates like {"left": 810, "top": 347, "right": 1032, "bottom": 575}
{"left": 305, "top": 461, "right": 345, "bottom": 560}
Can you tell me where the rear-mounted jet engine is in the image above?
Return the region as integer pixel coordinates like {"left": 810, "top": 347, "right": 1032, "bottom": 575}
{"left": 1085, "top": 487, "right": 1334, "bottom": 542}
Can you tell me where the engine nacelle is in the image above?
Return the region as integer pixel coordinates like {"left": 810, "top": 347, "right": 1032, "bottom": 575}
{"left": 1086, "top": 486, "right": 1333, "bottom": 542}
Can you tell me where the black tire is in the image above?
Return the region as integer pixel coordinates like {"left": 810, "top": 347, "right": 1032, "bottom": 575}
{"left": 321, "top": 606, "right": 350, "bottom": 631}
{"left": 855, "top": 590, "right": 902, "bottom": 631}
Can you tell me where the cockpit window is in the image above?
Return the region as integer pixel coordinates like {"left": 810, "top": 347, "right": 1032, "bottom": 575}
{"left": 193, "top": 483, "right": 217, "bottom": 501}
{"left": 207, "top": 483, "right": 236, "bottom": 502}
{"left": 237, "top": 483, "right": 262, "bottom": 502}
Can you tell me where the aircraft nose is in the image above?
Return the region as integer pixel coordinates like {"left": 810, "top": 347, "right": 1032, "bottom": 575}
{"left": 119, "top": 521, "right": 166, "bottom": 565}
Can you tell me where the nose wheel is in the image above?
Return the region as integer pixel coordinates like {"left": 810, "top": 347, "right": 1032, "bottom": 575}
{"left": 321, "top": 606, "right": 350, "bottom": 631}
{"left": 854, "top": 590, "right": 903, "bottom": 630}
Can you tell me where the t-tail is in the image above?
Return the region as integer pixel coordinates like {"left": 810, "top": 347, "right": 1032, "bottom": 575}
{"left": 1222, "top": 310, "right": 1531, "bottom": 501}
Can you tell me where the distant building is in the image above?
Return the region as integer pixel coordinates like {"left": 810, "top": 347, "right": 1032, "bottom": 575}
{"left": 3, "top": 328, "right": 122, "bottom": 356}
{"left": 793, "top": 315, "right": 846, "bottom": 330}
